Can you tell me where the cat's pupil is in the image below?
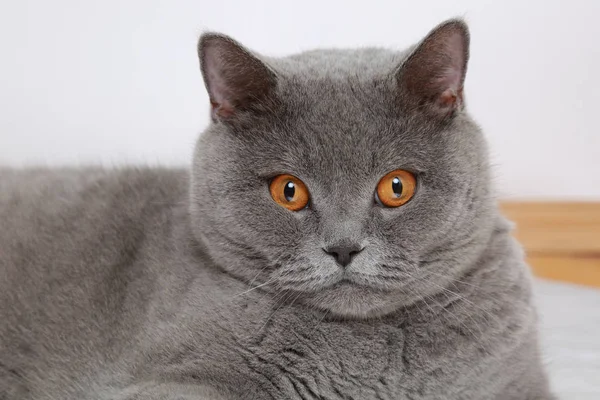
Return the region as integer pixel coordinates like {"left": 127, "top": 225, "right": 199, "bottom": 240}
{"left": 392, "top": 177, "right": 403, "bottom": 197}
{"left": 284, "top": 181, "right": 295, "bottom": 201}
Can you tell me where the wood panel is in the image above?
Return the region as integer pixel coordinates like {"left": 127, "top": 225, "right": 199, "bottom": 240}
{"left": 527, "top": 255, "right": 600, "bottom": 287}
{"left": 500, "top": 202, "right": 600, "bottom": 287}
{"left": 501, "top": 202, "right": 600, "bottom": 255}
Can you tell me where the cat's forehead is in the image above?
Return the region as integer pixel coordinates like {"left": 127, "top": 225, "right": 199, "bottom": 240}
{"left": 261, "top": 88, "right": 434, "bottom": 181}
{"left": 268, "top": 47, "right": 409, "bottom": 80}
{"left": 240, "top": 47, "right": 467, "bottom": 178}
{"left": 267, "top": 48, "right": 413, "bottom": 129}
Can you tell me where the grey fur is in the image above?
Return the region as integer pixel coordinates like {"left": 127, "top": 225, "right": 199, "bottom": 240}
{"left": 0, "top": 19, "right": 554, "bottom": 399}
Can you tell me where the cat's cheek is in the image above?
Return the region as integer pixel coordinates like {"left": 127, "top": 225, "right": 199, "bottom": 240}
{"left": 370, "top": 205, "right": 430, "bottom": 247}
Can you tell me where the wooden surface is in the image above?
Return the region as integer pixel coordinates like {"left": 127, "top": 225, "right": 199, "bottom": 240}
{"left": 500, "top": 202, "right": 600, "bottom": 287}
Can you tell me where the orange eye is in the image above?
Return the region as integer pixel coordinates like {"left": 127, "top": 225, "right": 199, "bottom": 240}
{"left": 269, "top": 174, "right": 309, "bottom": 211}
{"left": 376, "top": 169, "right": 417, "bottom": 208}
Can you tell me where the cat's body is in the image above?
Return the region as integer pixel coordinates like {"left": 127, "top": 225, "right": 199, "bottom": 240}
{"left": 1, "top": 20, "right": 554, "bottom": 399}
{"left": 0, "top": 168, "right": 550, "bottom": 399}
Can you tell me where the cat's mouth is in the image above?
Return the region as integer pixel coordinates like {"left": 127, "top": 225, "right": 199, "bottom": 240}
{"left": 301, "top": 277, "right": 402, "bottom": 319}
{"left": 331, "top": 278, "right": 357, "bottom": 288}
{"left": 324, "top": 272, "right": 391, "bottom": 292}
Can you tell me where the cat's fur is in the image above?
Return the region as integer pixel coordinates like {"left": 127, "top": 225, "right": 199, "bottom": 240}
{"left": 0, "top": 20, "right": 554, "bottom": 399}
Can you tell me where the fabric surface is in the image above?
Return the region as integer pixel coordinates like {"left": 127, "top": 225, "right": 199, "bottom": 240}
{"left": 535, "top": 279, "right": 600, "bottom": 399}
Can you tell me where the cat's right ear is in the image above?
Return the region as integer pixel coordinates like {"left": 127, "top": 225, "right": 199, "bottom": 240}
{"left": 395, "top": 19, "right": 470, "bottom": 119}
{"left": 198, "top": 33, "right": 278, "bottom": 121}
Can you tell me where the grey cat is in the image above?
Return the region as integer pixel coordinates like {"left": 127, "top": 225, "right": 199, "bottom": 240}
{"left": 0, "top": 19, "right": 555, "bottom": 399}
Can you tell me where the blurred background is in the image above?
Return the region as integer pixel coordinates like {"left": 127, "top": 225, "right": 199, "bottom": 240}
{"left": 1, "top": 1, "right": 599, "bottom": 398}
{"left": 1, "top": 0, "right": 599, "bottom": 199}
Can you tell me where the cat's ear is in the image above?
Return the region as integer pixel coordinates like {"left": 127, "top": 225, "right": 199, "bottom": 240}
{"left": 198, "top": 33, "right": 277, "bottom": 120}
{"left": 396, "top": 19, "right": 470, "bottom": 118}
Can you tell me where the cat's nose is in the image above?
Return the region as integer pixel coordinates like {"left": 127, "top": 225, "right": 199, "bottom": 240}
{"left": 323, "top": 242, "right": 363, "bottom": 267}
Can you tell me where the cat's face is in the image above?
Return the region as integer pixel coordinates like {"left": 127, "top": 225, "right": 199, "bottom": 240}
{"left": 191, "top": 20, "right": 494, "bottom": 319}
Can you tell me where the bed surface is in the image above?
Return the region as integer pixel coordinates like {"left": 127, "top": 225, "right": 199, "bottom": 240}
{"left": 535, "top": 279, "right": 600, "bottom": 399}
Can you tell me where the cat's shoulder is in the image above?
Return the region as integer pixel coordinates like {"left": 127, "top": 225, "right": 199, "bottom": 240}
{"left": 0, "top": 166, "right": 189, "bottom": 208}
{"left": 0, "top": 166, "right": 190, "bottom": 251}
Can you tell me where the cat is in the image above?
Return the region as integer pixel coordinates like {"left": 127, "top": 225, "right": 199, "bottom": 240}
{"left": 0, "top": 19, "right": 555, "bottom": 399}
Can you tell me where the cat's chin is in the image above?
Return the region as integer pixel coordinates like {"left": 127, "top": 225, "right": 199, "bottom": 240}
{"left": 302, "top": 281, "right": 405, "bottom": 320}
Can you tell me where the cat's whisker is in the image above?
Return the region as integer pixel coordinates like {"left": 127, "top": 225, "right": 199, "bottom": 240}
{"left": 256, "top": 290, "right": 298, "bottom": 334}
{"left": 415, "top": 290, "right": 437, "bottom": 317}
{"left": 421, "top": 294, "right": 482, "bottom": 380}
{"left": 407, "top": 287, "right": 484, "bottom": 379}
{"left": 247, "top": 264, "right": 273, "bottom": 288}
{"left": 286, "top": 290, "right": 305, "bottom": 312}
{"left": 399, "top": 269, "right": 485, "bottom": 339}
{"left": 231, "top": 278, "right": 277, "bottom": 298}
{"left": 308, "top": 309, "right": 330, "bottom": 337}
{"left": 425, "top": 281, "right": 501, "bottom": 327}
{"left": 260, "top": 291, "right": 294, "bottom": 325}
{"left": 403, "top": 268, "right": 501, "bottom": 328}
{"left": 402, "top": 285, "right": 484, "bottom": 381}
{"left": 425, "top": 274, "right": 491, "bottom": 334}
{"left": 402, "top": 286, "right": 431, "bottom": 323}
{"left": 252, "top": 289, "right": 286, "bottom": 324}
{"left": 421, "top": 269, "right": 484, "bottom": 291}
{"left": 428, "top": 288, "right": 484, "bottom": 340}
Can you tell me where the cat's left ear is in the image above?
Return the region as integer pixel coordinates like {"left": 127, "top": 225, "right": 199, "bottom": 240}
{"left": 396, "top": 19, "right": 470, "bottom": 118}
{"left": 198, "top": 33, "right": 277, "bottom": 121}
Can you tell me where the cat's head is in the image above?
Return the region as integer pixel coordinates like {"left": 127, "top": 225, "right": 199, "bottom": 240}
{"left": 190, "top": 19, "right": 495, "bottom": 319}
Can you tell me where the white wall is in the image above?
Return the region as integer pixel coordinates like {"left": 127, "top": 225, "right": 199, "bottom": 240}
{"left": 1, "top": 0, "right": 599, "bottom": 199}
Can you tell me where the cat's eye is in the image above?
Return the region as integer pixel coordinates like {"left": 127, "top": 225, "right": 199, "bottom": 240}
{"left": 269, "top": 174, "right": 309, "bottom": 211}
{"left": 376, "top": 169, "right": 417, "bottom": 208}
